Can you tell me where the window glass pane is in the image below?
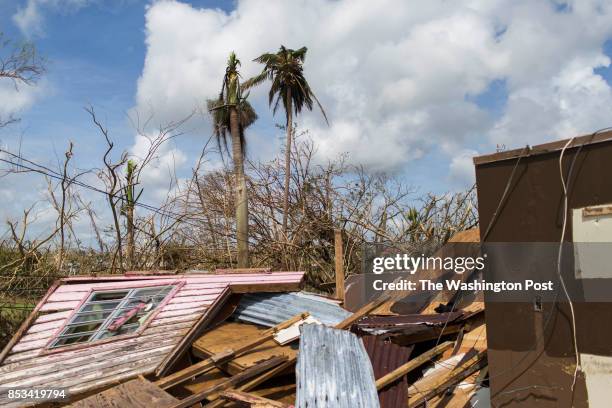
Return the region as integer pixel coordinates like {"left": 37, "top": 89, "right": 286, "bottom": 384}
{"left": 72, "top": 311, "right": 112, "bottom": 324}
{"left": 132, "top": 287, "right": 172, "bottom": 299}
{"left": 53, "top": 334, "right": 92, "bottom": 347}
{"left": 62, "top": 322, "right": 102, "bottom": 335}
{"left": 50, "top": 285, "right": 174, "bottom": 349}
{"left": 90, "top": 291, "right": 128, "bottom": 302}
{"left": 81, "top": 301, "right": 121, "bottom": 312}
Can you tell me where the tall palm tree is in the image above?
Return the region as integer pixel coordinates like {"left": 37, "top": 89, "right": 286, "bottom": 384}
{"left": 208, "top": 52, "right": 257, "bottom": 267}
{"left": 243, "top": 45, "right": 327, "bottom": 238}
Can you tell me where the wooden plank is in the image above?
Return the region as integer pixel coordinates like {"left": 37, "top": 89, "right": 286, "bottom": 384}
{"left": 11, "top": 338, "right": 49, "bottom": 353}
{"left": 214, "top": 268, "right": 272, "bottom": 274}
{"left": 335, "top": 294, "right": 390, "bottom": 329}
{"left": 25, "top": 319, "right": 64, "bottom": 334}
{"left": 19, "top": 328, "right": 57, "bottom": 343}
{"left": 155, "top": 287, "right": 234, "bottom": 378}
{"left": 161, "top": 300, "right": 213, "bottom": 311}
{"left": 40, "top": 300, "right": 81, "bottom": 312}
{"left": 0, "top": 330, "right": 185, "bottom": 375}
{"left": 35, "top": 310, "right": 72, "bottom": 323}
{"left": 180, "top": 367, "right": 229, "bottom": 397}
{"left": 52, "top": 353, "right": 166, "bottom": 391}
{"left": 408, "top": 351, "right": 487, "bottom": 406}
{"left": 47, "top": 291, "right": 87, "bottom": 303}
{"left": 219, "top": 389, "right": 290, "bottom": 407}
{"left": 204, "top": 356, "right": 298, "bottom": 407}
{"left": 155, "top": 313, "right": 308, "bottom": 390}
{"left": 54, "top": 279, "right": 179, "bottom": 293}
{"left": 334, "top": 229, "right": 345, "bottom": 302}
{"left": 168, "top": 290, "right": 221, "bottom": 304}
{"left": 228, "top": 282, "right": 302, "bottom": 294}
{"left": 3, "top": 344, "right": 177, "bottom": 388}
{"left": 192, "top": 321, "right": 297, "bottom": 375}
{"left": 68, "top": 378, "right": 179, "bottom": 408}
{"left": 2, "top": 349, "right": 41, "bottom": 365}
{"left": 173, "top": 285, "right": 226, "bottom": 300}
{"left": 180, "top": 283, "right": 229, "bottom": 290}
{"left": 67, "top": 362, "right": 163, "bottom": 396}
{"left": 157, "top": 306, "right": 207, "bottom": 319}
{"left": 169, "top": 356, "right": 288, "bottom": 408}
{"left": 0, "top": 330, "right": 187, "bottom": 385}
{"left": 149, "top": 313, "right": 201, "bottom": 327}
{"left": 375, "top": 341, "right": 453, "bottom": 390}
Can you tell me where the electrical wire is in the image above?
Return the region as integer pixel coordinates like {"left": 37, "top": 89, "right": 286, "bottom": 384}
{"left": 558, "top": 137, "right": 581, "bottom": 393}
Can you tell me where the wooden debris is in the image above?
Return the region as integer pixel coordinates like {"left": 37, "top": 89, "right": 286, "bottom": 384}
{"left": 169, "top": 355, "right": 288, "bottom": 408}
{"left": 408, "top": 350, "right": 487, "bottom": 406}
{"left": 334, "top": 294, "right": 389, "bottom": 329}
{"left": 155, "top": 313, "right": 308, "bottom": 390}
{"left": 374, "top": 341, "right": 453, "bottom": 390}
{"left": 68, "top": 377, "right": 179, "bottom": 407}
{"left": 219, "top": 389, "right": 290, "bottom": 407}
{"left": 192, "top": 321, "right": 297, "bottom": 375}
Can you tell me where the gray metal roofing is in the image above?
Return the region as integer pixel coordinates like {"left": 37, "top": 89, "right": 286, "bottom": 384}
{"left": 296, "top": 324, "right": 380, "bottom": 408}
{"left": 233, "top": 291, "right": 351, "bottom": 327}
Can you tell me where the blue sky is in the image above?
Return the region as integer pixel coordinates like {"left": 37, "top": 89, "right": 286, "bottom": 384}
{"left": 3, "top": 0, "right": 612, "bottom": 241}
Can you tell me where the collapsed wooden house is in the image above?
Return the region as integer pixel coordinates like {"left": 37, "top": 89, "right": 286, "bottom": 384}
{"left": 0, "top": 231, "right": 491, "bottom": 408}
{"left": 0, "top": 270, "right": 304, "bottom": 407}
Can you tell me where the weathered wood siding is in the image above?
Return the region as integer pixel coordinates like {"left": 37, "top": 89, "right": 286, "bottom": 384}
{"left": 0, "top": 272, "right": 303, "bottom": 407}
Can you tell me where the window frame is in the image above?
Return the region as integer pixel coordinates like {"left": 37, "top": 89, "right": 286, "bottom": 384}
{"left": 43, "top": 281, "right": 184, "bottom": 354}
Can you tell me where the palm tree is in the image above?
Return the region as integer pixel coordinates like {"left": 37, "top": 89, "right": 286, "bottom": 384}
{"left": 243, "top": 45, "right": 327, "bottom": 238}
{"left": 208, "top": 52, "right": 257, "bottom": 267}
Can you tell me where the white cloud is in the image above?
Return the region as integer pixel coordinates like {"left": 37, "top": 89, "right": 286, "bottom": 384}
{"left": 12, "top": 0, "right": 90, "bottom": 37}
{"left": 0, "top": 78, "right": 47, "bottom": 123}
{"left": 449, "top": 149, "right": 478, "bottom": 187}
{"left": 135, "top": 0, "right": 612, "bottom": 182}
{"left": 129, "top": 133, "right": 187, "bottom": 203}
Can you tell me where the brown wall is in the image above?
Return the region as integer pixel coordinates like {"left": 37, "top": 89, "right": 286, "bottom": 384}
{"left": 474, "top": 136, "right": 612, "bottom": 407}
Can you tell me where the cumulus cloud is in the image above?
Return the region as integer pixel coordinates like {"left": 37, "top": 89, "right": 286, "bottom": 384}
{"left": 129, "top": 133, "right": 187, "bottom": 203}
{"left": 13, "top": 0, "right": 90, "bottom": 37}
{"left": 449, "top": 149, "right": 478, "bottom": 187}
{"left": 134, "top": 0, "right": 612, "bottom": 182}
{"left": 0, "top": 78, "right": 47, "bottom": 124}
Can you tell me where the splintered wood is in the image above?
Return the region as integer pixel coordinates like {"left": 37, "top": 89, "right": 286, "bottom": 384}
{"left": 192, "top": 321, "right": 297, "bottom": 375}
{"left": 68, "top": 378, "right": 179, "bottom": 407}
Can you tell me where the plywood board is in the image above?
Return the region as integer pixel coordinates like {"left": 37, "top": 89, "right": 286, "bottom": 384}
{"left": 192, "top": 321, "right": 297, "bottom": 375}
{"left": 69, "top": 377, "right": 178, "bottom": 407}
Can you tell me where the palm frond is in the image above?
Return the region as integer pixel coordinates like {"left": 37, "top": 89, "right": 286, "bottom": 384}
{"left": 242, "top": 71, "right": 268, "bottom": 90}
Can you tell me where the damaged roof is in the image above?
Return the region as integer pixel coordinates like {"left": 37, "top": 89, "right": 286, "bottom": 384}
{"left": 362, "top": 336, "right": 413, "bottom": 408}
{"left": 233, "top": 291, "right": 351, "bottom": 327}
{"left": 296, "top": 323, "right": 380, "bottom": 408}
{"left": 0, "top": 271, "right": 304, "bottom": 407}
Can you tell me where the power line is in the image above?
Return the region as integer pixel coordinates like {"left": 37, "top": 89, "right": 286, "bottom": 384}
{"left": 0, "top": 149, "right": 207, "bottom": 230}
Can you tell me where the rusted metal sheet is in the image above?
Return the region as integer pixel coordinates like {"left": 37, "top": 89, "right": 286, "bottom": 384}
{"left": 234, "top": 291, "right": 350, "bottom": 327}
{"left": 474, "top": 133, "right": 612, "bottom": 407}
{"left": 296, "top": 324, "right": 380, "bottom": 408}
{"left": 0, "top": 271, "right": 305, "bottom": 407}
{"left": 362, "top": 336, "right": 413, "bottom": 408}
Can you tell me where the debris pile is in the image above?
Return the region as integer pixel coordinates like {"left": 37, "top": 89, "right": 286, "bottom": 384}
{"left": 0, "top": 230, "right": 488, "bottom": 408}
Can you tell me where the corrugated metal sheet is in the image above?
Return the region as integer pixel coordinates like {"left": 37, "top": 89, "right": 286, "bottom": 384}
{"left": 354, "top": 311, "right": 465, "bottom": 335}
{"left": 0, "top": 271, "right": 304, "bottom": 408}
{"left": 296, "top": 324, "right": 380, "bottom": 408}
{"left": 362, "top": 336, "right": 413, "bottom": 408}
{"left": 234, "top": 291, "right": 351, "bottom": 327}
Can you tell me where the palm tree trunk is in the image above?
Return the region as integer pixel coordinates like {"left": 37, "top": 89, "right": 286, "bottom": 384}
{"left": 230, "top": 106, "right": 249, "bottom": 267}
{"left": 282, "top": 89, "right": 293, "bottom": 239}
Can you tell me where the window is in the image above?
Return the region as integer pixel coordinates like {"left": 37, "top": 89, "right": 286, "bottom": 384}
{"left": 49, "top": 285, "right": 175, "bottom": 349}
